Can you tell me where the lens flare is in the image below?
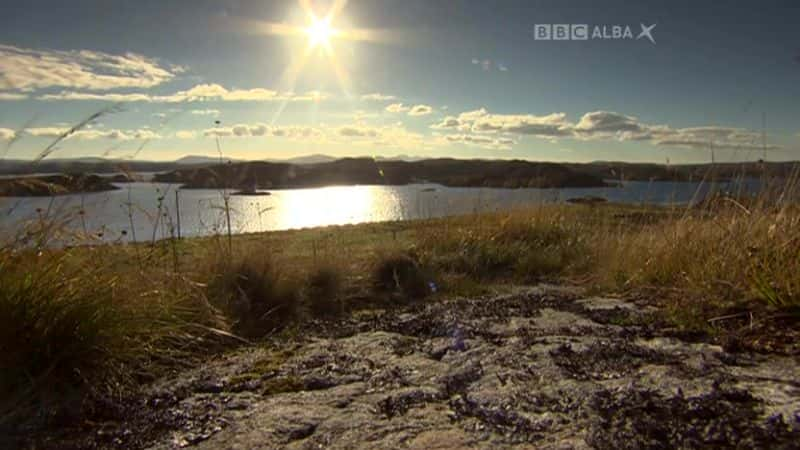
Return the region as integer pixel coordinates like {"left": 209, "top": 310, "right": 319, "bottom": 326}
{"left": 305, "top": 17, "right": 335, "bottom": 48}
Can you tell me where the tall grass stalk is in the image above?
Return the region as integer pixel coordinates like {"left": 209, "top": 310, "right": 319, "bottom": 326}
{"left": 213, "top": 123, "right": 233, "bottom": 254}
{"left": 0, "top": 246, "right": 231, "bottom": 427}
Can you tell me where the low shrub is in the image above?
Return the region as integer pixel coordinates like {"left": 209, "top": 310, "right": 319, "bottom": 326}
{"left": 204, "top": 253, "right": 300, "bottom": 337}
{"left": 373, "top": 252, "right": 433, "bottom": 300}
{"left": 304, "top": 265, "right": 343, "bottom": 316}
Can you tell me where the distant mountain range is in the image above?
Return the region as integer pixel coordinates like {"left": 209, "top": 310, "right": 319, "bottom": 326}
{"left": 153, "top": 157, "right": 609, "bottom": 190}
{"left": 0, "top": 154, "right": 426, "bottom": 176}
{"left": 1, "top": 155, "right": 797, "bottom": 187}
{"left": 152, "top": 158, "right": 800, "bottom": 191}
{"left": 173, "top": 154, "right": 343, "bottom": 165}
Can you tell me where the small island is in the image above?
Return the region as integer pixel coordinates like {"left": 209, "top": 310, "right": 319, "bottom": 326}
{"left": 566, "top": 195, "right": 608, "bottom": 205}
{"left": 231, "top": 189, "right": 272, "bottom": 196}
{"left": 0, "top": 174, "right": 119, "bottom": 197}
{"left": 107, "top": 173, "right": 139, "bottom": 183}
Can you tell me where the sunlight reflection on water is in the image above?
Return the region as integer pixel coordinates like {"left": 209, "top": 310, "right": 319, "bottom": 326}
{"left": 0, "top": 180, "right": 761, "bottom": 244}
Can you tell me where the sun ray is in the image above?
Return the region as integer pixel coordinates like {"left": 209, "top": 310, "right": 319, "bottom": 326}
{"left": 271, "top": 45, "right": 313, "bottom": 125}
{"left": 324, "top": 44, "right": 353, "bottom": 99}
{"left": 232, "top": 0, "right": 391, "bottom": 123}
{"left": 326, "top": 0, "right": 349, "bottom": 23}
{"left": 217, "top": 1, "right": 391, "bottom": 46}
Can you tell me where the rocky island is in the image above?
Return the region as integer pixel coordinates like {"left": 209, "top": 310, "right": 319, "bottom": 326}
{"left": 0, "top": 173, "right": 119, "bottom": 197}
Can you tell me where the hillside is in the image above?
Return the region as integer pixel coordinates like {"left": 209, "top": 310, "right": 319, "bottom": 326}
{"left": 0, "top": 173, "right": 118, "bottom": 197}
{"left": 568, "top": 161, "right": 799, "bottom": 182}
{"left": 153, "top": 158, "right": 609, "bottom": 189}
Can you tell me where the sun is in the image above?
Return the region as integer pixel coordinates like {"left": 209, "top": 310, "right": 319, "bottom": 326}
{"left": 232, "top": 0, "right": 395, "bottom": 121}
{"left": 305, "top": 17, "right": 335, "bottom": 48}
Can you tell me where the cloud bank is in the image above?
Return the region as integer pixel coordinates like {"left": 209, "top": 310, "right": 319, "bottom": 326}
{"left": 0, "top": 44, "right": 178, "bottom": 91}
{"left": 38, "top": 84, "right": 326, "bottom": 103}
{"left": 24, "top": 127, "right": 161, "bottom": 141}
{"left": 432, "top": 109, "right": 779, "bottom": 152}
{"left": 386, "top": 103, "right": 434, "bottom": 116}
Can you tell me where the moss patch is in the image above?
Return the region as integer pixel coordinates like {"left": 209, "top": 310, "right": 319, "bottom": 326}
{"left": 261, "top": 376, "right": 305, "bottom": 396}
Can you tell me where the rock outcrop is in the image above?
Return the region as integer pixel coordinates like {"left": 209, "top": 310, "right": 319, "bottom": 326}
{"left": 59, "top": 286, "right": 798, "bottom": 449}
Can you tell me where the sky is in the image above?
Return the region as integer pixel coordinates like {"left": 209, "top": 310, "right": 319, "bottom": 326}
{"left": 0, "top": 0, "right": 799, "bottom": 163}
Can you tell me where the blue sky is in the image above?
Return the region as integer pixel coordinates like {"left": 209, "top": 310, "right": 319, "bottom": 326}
{"left": 0, "top": 0, "right": 798, "bottom": 163}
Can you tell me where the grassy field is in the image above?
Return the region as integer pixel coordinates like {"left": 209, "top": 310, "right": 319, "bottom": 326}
{"left": 2, "top": 192, "right": 799, "bottom": 428}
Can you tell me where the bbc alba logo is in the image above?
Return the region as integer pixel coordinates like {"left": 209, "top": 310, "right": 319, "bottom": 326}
{"left": 534, "top": 23, "right": 656, "bottom": 44}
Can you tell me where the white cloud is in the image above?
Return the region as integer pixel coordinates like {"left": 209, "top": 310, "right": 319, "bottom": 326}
{"left": 473, "top": 112, "right": 570, "bottom": 136}
{"left": 387, "top": 103, "right": 434, "bottom": 116}
{"left": 574, "top": 111, "right": 645, "bottom": 135}
{"left": 129, "top": 129, "right": 161, "bottom": 140}
{"left": 25, "top": 127, "right": 161, "bottom": 141}
{"left": 337, "top": 126, "right": 380, "bottom": 138}
{"left": 430, "top": 116, "right": 461, "bottom": 130}
{"left": 653, "top": 127, "right": 777, "bottom": 151}
{"left": 0, "top": 92, "right": 28, "bottom": 100}
{"left": 25, "top": 127, "right": 70, "bottom": 138}
{"left": 164, "top": 105, "right": 781, "bottom": 155}
{"left": 202, "top": 123, "right": 321, "bottom": 139}
{"left": 472, "top": 58, "right": 492, "bottom": 71}
{"left": 361, "top": 93, "right": 397, "bottom": 102}
{"left": 443, "top": 133, "right": 515, "bottom": 150}
{"left": 0, "top": 128, "right": 15, "bottom": 140}
{"left": 197, "top": 122, "right": 433, "bottom": 151}
{"left": 37, "top": 83, "right": 326, "bottom": 103}
{"left": 432, "top": 108, "right": 571, "bottom": 137}
{"left": 572, "top": 112, "right": 778, "bottom": 151}
{"left": 172, "top": 84, "right": 278, "bottom": 102}
{"left": 202, "top": 127, "right": 232, "bottom": 138}
{"left": 190, "top": 109, "right": 220, "bottom": 116}
{"left": 408, "top": 104, "right": 434, "bottom": 116}
{"left": 39, "top": 92, "right": 161, "bottom": 102}
{"left": 386, "top": 103, "right": 410, "bottom": 113}
{"left": 0, "top": 44, "right": 177, "bottom": 91}
{"left": 433, "top": 107, "right": 782, "bottom": 152}
{"left": 269, "top": 126, "right": 320, "bottom": 139}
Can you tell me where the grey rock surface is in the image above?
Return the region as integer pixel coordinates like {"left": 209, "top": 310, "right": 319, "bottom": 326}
{"left": 116, "top": 287, "right": 797, "bottom": 449}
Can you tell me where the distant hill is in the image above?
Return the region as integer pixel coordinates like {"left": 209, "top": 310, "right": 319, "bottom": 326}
{"left": 567, "top": 161, "right": 800, "bottom": 182}
{"left": 153, "top": 157, "right": 609, "bottom": 189}
{"left": 0, "top": 158, "right": 182, "bottom": 176}
{"left": 174, "top": 155, "right": 240, "bottom": 165}
{"left": 279, "top": 154, "right": 337, "bottom": 165}
{"left": 0, "top": 153, "right": 432, "bottom": 176}
{"left": 2, "top": 156, "right": 797, "bottom": 188}
{"left": 0, "top": 173, "right": 118, "bottom": 196}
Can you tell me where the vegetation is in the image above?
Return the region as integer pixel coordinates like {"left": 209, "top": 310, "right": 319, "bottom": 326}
{"left": 372, "top": 251, "right": 434, "bottom": 300}
{"left": 203, "top": 250, "right": 302, "bottom": 337}
{"left": 0, "top": 247, "right": 229, "bottom": 426}
{"left": 1, "top": 169, "right": 799, "bottom": 432}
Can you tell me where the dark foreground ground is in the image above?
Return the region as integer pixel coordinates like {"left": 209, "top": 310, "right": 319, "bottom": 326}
{"left": 31, "top": 286, "right": 800, "bottom": 449}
